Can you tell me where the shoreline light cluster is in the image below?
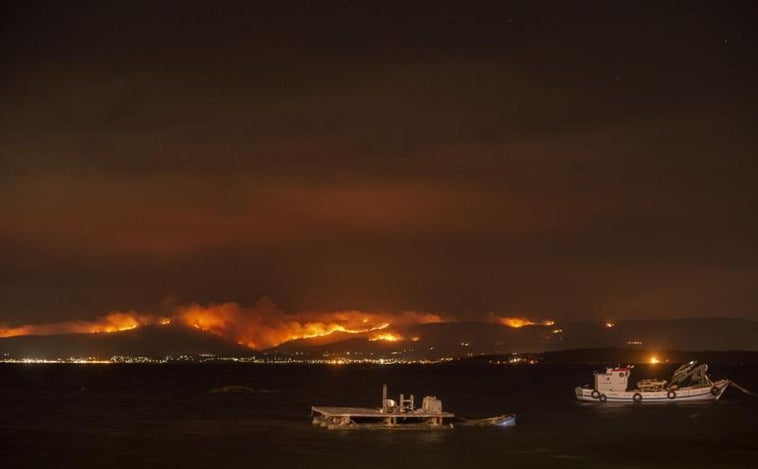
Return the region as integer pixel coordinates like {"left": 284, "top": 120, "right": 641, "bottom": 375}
{"left": 0, "top": 352, "right": 539, "bottom": 365}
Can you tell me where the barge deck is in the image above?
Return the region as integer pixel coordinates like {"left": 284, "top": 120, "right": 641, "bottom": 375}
{"left": 312, "top": 385, "right": 455, "bottom": 429}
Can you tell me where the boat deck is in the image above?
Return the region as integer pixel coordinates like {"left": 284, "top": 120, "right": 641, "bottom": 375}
{"left": 312, "top": 385, "right": 457, "bottom": 429}
{"left": 312, "top": 406, "right": 455, "bottom": 429}
{"left": 312, "top": 406, "right": 455, "bottom": 419}
{"left": 575, "top": 378, "right": 729, "bottom": 403}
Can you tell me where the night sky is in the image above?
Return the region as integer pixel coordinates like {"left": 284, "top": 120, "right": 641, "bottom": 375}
{"left": 2, "top": 1, "right": 757, "bottom": 327}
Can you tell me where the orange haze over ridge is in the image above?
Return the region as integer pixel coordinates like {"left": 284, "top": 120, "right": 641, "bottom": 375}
{"left": 0, "top": 299, "right": 554, "bottom": 349}
{"left": 0, "top": 299, "right": 446, "bottom": 349}
{"left": 0, "top": 312, "right": 166, "bottom": 337}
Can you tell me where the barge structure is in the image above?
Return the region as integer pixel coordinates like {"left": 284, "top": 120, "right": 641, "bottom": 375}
{"left": 312, "top": 384, "right": 455, "bottom": 429}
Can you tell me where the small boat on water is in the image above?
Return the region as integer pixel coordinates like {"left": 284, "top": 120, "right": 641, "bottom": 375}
{"left": 575, "top": 361, "right": 729, "bottom": 403}
{"left": 458, "top": 414, "right": 517, "bottom": 427}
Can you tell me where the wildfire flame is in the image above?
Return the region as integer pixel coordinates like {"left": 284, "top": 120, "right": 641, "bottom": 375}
{"left": 368, "top": 332, "right": 404, "bottom": 342}
{"left": 493, "top": 316, "right": 555, "bottom": 328}
{"left": 0, "top": 312, "right": 167, "bottom": 337}
{"left": 172, "top": 300, "right": 441, "bottom": 348}
{"left": 0, "top": 299, "right": 442, "bottom": 350}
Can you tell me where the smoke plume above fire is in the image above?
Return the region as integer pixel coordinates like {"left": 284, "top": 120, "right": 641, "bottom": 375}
{"left": 173, "top": 299, "right": 443, "bottom": 349}
{"left": 0, "top": 299, "right": 556, "bottom": 350}
{"left": 0, "top": 312, "right": 166, "bottom": 337}
{"left": 0, "top": 298, "right": 446, "bottom": 349}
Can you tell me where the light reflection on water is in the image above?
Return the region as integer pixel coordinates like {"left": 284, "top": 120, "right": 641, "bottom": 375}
{"left": 0, "top": 362, "right": 756, "bottom": 468}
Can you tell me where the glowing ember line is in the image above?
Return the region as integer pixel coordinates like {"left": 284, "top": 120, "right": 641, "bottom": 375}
{"left": 0, "top": 300, "right": 446, "bottom": 350}
{"left": 300, "top": 322, "right": 390, "bottom": 339}
{"left": 0, "top": 312, "right": 165, "bottom": 338}
{"left": 495, "top": 316, "right": 555, "bottom": 328}
{"left": 368, "top": 332, "right": 404, "bottom": 342}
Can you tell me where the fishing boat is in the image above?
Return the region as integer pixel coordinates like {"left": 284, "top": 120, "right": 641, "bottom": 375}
{"left": 575, "top": 361, "right": 729, "bottom": 403}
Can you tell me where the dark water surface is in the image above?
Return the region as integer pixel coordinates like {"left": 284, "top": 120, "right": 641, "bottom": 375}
{"left": 1, "top": 362, "right": 756, "bottom": 468}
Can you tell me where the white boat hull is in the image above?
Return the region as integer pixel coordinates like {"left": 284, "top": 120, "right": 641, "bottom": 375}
{"left": 575, "top": 379, "right": 729, "bottom": 403}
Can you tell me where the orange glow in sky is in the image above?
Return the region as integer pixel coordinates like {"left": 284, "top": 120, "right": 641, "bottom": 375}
{"left": 0, "top": 312, "right": 166, "bottom": 338}
{"left": 172, "top": 302, "right": 444, "bottom": 348}
{"left": 0, "top": 300, "right": 443, "bottom": 350}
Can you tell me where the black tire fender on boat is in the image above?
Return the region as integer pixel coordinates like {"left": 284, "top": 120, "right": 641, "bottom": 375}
{"left": 710, "top": 385, "right": 720, "bottom": 396}
{"left": 667, "top": 390, "right": 676, "bottom": 399}
{"left": 591, "top": 390, "right": 600, "bottom": 399}
{"left": 633, "top": 393, "right": 642, "bottom": 403}
{"left": 598, "top": 394, "right": 607, "bottom": 403}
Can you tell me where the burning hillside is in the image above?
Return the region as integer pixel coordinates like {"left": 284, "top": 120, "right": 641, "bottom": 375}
{"left": 0, "top": 298, "right": 448, "bottom": 350}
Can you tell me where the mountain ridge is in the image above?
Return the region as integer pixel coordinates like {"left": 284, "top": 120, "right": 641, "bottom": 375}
{"left": 1, "top": 317, "right": 757, "bottom": 359}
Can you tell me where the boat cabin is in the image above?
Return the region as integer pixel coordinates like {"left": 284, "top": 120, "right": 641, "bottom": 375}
{"left": 594, "top": 367, "right": 632, "bottom": 392}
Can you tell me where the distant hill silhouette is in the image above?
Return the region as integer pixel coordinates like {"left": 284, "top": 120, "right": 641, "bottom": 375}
{"left": 535, "top": 347, "right": 758, "bottom": 364}
{"left": 1, "top": 317, "right": 756, "bottom": 360}
{"left": 272, "top": 317, "right": 758, "bottom": 358}
{"left": 0, "top": 324, "right": 249, "bottom": 359}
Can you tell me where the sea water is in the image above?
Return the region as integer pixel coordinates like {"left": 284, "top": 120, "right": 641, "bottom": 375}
{"left": 1, "top": 362, "right": 756, "bottom": 468}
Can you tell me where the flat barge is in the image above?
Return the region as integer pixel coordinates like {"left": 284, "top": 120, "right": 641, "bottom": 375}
{"left": 312, "top": 385, "right": 455, "bottom": 429}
